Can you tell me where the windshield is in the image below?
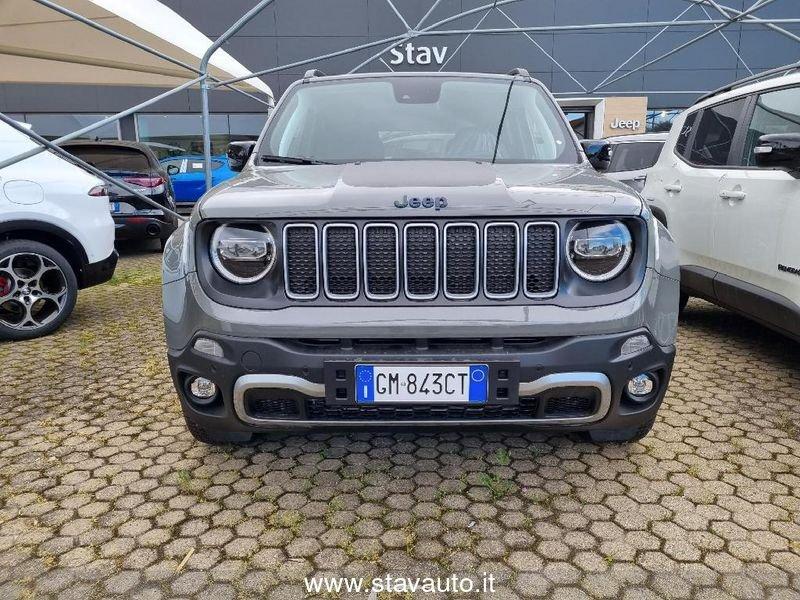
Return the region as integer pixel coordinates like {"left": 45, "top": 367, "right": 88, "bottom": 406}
{"left": 258, "top": 76, "right": 578, "bottom": 165}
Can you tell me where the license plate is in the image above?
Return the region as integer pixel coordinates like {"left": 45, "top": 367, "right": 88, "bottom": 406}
{"left": 355, "top": 364, "right": 488, "bottom": 404}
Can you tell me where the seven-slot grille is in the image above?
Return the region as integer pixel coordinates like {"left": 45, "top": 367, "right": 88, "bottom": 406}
{"left": 284, "top": 221, "right": 559, "bottom": 301}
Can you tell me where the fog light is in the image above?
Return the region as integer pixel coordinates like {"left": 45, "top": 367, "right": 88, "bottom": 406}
{"left": 189, "top": 376, "right": 217, "bottom": 399}
{"left": 621, "top": 334, "right": 651, "bottom": 356}
{"left": 193, "top": 337, "right": 223, "bottom": 358}
{"left": 627, "top": 373, "right": 655, "bottom": 398}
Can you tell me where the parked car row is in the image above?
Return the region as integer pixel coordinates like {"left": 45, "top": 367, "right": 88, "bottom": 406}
{"left": 2, "top": 63, "right": 798, "bottom": 448}
{"left": 0, "top": 120, "right": 242, "bottom": 340}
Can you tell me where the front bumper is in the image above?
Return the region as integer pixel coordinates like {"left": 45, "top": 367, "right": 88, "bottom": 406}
{"left": 168, "top": 329, "right": 675, "bottom": 433}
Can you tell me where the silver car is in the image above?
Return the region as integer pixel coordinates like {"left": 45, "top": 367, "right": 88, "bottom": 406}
{"left": 582, "top": 133, "right": 668, "bottom": 192}
{"left": 162, "top": 70, "right": 679, "bottom": 445}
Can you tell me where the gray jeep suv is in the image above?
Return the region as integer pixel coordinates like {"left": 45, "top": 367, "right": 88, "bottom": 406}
{"left": 162, "top": 70, "right": 679, "bottom": 445}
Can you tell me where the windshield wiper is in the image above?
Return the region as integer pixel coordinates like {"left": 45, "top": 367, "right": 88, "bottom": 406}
{"left": 492, "top": 80, "right": 514, "bottom": 164}
{"left": 260, "top": 154, "right": 331, "bottom": 165}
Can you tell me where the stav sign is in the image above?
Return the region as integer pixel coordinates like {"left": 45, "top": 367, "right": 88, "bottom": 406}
{"left": 389, "top": 42, "right": 448, "bottom": 65}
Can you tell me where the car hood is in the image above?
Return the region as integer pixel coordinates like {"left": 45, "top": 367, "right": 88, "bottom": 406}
{"left": 198, "top": 161, "right": 642, "bottom": 219}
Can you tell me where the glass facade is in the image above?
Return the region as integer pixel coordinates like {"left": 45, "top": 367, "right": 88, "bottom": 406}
{"left": 136, "top": 113, "right": 268, "bottom": 159}
{"left": 6, "top": 113, "right": 119, "bottom": 140}
{"left": 564, "top": 111, "right": 592, "bottom": 139}
{"left": 646, "top": 109, "right": 682, "bottom": 133}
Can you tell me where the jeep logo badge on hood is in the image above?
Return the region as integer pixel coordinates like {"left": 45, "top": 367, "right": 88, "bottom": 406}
{"left": 395, "top": 195, "right": 448, "bottom": 210}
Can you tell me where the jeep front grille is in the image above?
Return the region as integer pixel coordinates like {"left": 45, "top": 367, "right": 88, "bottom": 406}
{"left": 283, "top": 224, "right": 319, "bottom": 299}
{"left": 484, "top": 223, "right": 519, "bottom": 299}
{"left": 284, "top": 221, "right": 559, "bottom": 302}
{"left": 323, "top": 224, "right": 359, "bottom": 299}
{"left": 404, "top": 224, "right": 438, "bottom": 299}
{"left": 443, "top": 223, "right": 480, "bottom": 299}
{"left": 524, "top": 223, "right": 559, "bottom": 297}
{"left": 363, "top": 224, "right": 399, "bottom": 299}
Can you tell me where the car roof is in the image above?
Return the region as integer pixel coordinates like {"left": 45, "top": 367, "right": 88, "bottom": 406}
{"left": 299, "top": 70, "right": 546, "bottom": 87}
{"left": 61, "top": 139, "right": 160, "bottom": 165}
{"left": 604, "top": 133, "right": 669, "bottom": 144}
{"left": 61, "top": 139, "right": 150, "bottom": 150}
{"left": 692, "top": 70, "right": 800, "bottom": 111}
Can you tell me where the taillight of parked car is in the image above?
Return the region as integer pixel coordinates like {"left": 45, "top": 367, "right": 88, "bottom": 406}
{"left": 122, "top": 175, "right": 165, "bottom": 188}
{"left": 122, "top": 176, "right": 166, "bottom": 195}
{"left": 88, "top": 185, "right": 109, "bottom": 196}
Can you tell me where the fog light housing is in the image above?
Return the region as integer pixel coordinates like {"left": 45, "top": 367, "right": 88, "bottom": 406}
{"left": 189, "top": 376, "right": 217, "bottom": 400}
{"left": 627, "top": 373, "right": 656, "bottom": 399}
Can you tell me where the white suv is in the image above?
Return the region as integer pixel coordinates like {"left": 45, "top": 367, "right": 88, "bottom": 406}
{"left": 0, "top": 120, "right": 117, "bottom": 340}
{"left": 644, "top": 68, "right": 800, "bottom": 342}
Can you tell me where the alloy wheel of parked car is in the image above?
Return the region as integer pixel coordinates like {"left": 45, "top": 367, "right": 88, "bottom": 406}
{"left": 0, "top": 241, "right": 78, "bottom": 340}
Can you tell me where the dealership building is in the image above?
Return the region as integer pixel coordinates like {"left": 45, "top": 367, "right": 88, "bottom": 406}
{"left": 1, "top": 0, "right": 798, "bottom": 154}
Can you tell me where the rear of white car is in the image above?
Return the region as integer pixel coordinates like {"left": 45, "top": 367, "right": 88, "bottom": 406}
{"left": 643, "top": 71, "right": 800, "bottom": 341}
{"left": 0, "top": 120, "right": 117, "bottom": 339}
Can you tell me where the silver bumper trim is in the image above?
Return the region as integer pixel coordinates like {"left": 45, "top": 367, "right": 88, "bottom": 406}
{"left": 232, "top": 371, "right": 612, "bottom": 427}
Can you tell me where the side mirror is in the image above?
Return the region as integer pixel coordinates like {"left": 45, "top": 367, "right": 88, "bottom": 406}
{"left": 166, "top": 164, "right": 179, "bottom": 176}
{"left": 753, "top": 133, "right": 800, "bottom": 177}
{"left": 581, "top": 140, "right": 611, "bottom": 171}
{"left": 227, "top": 141, "right": 256, "bottom": 172}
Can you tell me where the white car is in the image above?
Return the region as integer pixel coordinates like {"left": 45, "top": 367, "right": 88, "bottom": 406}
{"left": 0, "top": 120, "right": 117, "bottom": 340}
{"left": 643, "top": 67, "right": 800, "bottom": 342}
{"left": 582, "top": 133, "right": 668, "bottom": 192}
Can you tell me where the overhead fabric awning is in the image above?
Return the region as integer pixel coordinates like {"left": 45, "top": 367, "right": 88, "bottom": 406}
{"left": 0, "top": 0, "right": 273, "bottom": 100}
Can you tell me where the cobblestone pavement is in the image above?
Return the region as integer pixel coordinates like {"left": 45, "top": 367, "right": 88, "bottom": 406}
{"left": 0, "top": 250, "right": 798, "bottom": 600}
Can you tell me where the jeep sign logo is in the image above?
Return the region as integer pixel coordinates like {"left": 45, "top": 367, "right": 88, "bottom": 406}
{"left": 610, "top": 118, "right": 641, "bottom": 130}
{"left": 395, "top": 195, "right": 448, "bottom": 210}
{"left": 389, "top": 43, "right": 448, "bottom": 66}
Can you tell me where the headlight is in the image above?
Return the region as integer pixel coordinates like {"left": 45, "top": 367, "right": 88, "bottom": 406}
{"left": 210, "top": 223, "right": 277, "bottom": 284}
{"left": 567, "top": 220, "right": 633, "bottom": 282}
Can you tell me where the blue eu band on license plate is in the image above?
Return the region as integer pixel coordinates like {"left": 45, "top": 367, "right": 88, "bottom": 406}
{"left": 355, "top": 364, "right": 489, "bottom": 404}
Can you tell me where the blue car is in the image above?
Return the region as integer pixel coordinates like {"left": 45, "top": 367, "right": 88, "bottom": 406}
{"left": 160, "top": 154, "right": 236, "bottom": 212}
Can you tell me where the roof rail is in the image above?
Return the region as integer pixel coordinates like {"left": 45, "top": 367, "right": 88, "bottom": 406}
{"left": 507, "top": 67, "right": 531, "bottom": 78}
{"left": 303, "top": 69, "right": 327, "bottom": 79}
{"left": 697, "top": 60, "right": 800, "bottom": 103}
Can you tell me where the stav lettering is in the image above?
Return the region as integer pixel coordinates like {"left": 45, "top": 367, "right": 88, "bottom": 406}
{"left": 389, "top": 43, "right": 448, "bottom": 65}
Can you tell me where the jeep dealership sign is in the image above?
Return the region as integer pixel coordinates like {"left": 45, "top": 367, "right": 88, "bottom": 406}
{"left": 610, "top": 118, "right": 642, "bottom": 130}
{"left": 389, "top": 42, "right": 448, "bottom": 65}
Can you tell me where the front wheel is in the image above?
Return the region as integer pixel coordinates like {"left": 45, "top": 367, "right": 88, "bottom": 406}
{"left": 0, "top": 240, "right": 78, "bottom": 341}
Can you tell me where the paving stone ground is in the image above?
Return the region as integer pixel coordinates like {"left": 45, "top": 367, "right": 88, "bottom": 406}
{"left": 0, "top": 249, "right": 798, "bottom": 599}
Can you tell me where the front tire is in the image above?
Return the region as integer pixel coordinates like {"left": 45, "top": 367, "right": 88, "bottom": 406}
{"left": 0, "top": 240, "right": 78, "bottom": 341}
{"left": 584, "top": 418, "right": 655, "bottom": 444}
